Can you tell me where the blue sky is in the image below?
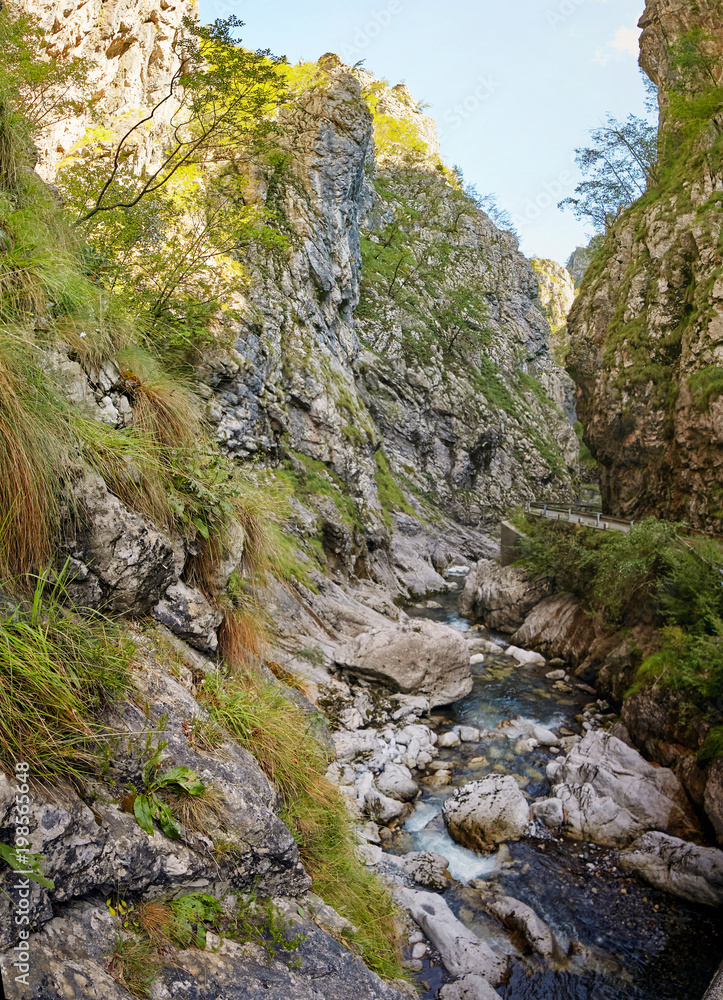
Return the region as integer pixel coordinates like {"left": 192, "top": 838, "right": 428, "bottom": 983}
{"left": 200, "top": 0, "right": 651, "bottom": 264}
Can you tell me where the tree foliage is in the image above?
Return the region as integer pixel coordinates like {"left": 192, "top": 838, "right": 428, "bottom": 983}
{"left": 73, "top": 16, "right": 288, "bottom": 224}
{"left": 558, "top": 114, "right": 658, "bottom": 232}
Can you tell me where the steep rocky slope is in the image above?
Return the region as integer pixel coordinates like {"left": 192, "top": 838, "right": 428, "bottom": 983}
{"left": 19, "top": 0, "right": 579, "bottom": 579}
{"left": 567, "top": 0, "right": 723, "bottom": 529}
{"left": 206, "top": 61, "right": 578, "bottom": 564}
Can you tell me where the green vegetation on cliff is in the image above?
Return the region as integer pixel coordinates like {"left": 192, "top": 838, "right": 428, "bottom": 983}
{"left": 514, "top": 514, "right": 723, "bottom": 751}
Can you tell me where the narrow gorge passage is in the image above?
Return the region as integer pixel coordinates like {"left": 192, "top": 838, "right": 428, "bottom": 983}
{"left": 394, "top": 586, "right": 722, "bottom": 1000}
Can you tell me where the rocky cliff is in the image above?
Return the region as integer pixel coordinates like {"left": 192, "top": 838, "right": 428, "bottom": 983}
{"left": 19, "top": 0, "right": 578, "bottom": 582}
{"left": 567, "top": 0, "right": 723, "bottom": 528}
{"left": 204, "top": 61, "right": 579, "bottom": 574}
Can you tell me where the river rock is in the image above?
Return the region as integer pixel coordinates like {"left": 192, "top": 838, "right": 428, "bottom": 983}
{"left": 395, "top": 887, "right": 506, "bottom": 984}
{"left": 365, "top": 788, "right": 407, "bottom": 825}
{"left": 482, "top": 893, "right": 556, "bottom": 958}
{"left": 443, "top": 776, "right": 530, "bottom": 853}
{"left": 335, "top": 620, "right": 473, "bottom": 707}
{"left": 403, "top": 850, "right": 450, "bottom": 890}
{"left": 376, "top": 763, "right": 419, "bottom": 802}
{"left": 332, "top": 729, "right": 380, "bottom": 762}
{"left": 530, "top": 798, "right": 564, "bottom": 828}
{"left": 620, "top": 831, "right": 723, "bottom": 907}
{"left": 460, "top": 559, "right": 551, "bottom": 633}
{"left": 532, "top": 726, "right": 560, "bottom": 747}
{"left": 440, "top": 975, "right": 501, "bottom": 1000}
{"left": 505, "top": 645, "right": 546, "bottom": 666}
{"left": 439, "top": 731, "right": 462, "bottom": 748}
{"left": 548, "top": 731, "right": 701, "bottom": 847}
{"left": 460, "top": 726, "right": 481, "bottom": 743}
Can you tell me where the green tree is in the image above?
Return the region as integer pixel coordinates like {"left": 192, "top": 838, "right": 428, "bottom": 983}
{"left": 558, "top": 114, "right": 658, "bottom": 232}
{"left": 73, "top": 16, "right": 287, "bottom": 224}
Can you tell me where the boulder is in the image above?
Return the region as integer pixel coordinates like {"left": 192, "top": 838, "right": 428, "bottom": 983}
{"left": 512, "top": 593, "right": 596, "bottom": 663}
{"left": 376, "top": 764, "right": 419, "bottom": 802}
{"left": 619, "top": 832, "right": 723, "bottom": 907}
{"left": 443, "top": 776, "right": 530, "bottom": 853}
{"left": 459, "top": 726, "right": 481, "bottom": 743}
{"left": 152, "top": 581, "right": 224, "bottom": 653}
{"left": 395, "top": 888, "right": 506, "bottom": 985}
{"left": 482, "top": 893, "right": 555, "bottom": 958}
{"left": 440, "top": 975, "right": 501, "bottom": 1000}
{"left": 530, "top": 798, "right": 564, "bottom": 829}
{"left": 335, "top": 619, "right": 473, "bottom": 707}
{"left": 505, "top": 645, "right": 546, "bottom": 666}
{"left": 61, "top": 472, "right": 177, "bottom": 614}
{"left": 365, "top": 788, "right": 407, "bottom": 825}
{"left": 439, "top": 731, "right": 461, "bottom": 748}
{"left": 548, "top": 731, "right": 701, "bottom": 847}
{"left": 402, "top": 851, "right": 450, "bottom": 890}
{"left": 460, "top": 559, "right": 551, "bottom": 633}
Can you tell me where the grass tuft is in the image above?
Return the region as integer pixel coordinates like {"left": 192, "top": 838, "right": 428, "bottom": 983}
{"left": 200, "top": 668, "right": 408, "bottom": 981}
{"left": 0, "top": 573, "right": 134, "bottom": 779}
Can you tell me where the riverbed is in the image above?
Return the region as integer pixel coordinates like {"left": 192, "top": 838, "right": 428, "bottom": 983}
{"left": 399, "top": 588, "right": 722, "bottom": 1000}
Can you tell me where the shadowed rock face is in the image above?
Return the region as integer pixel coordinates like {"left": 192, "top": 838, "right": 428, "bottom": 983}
{"left": 567, "top": 0, "right": 723, "bottom": 529}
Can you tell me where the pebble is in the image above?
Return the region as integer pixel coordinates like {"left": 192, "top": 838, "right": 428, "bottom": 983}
{"left": 459, "top": 726, "right": 481, "bottom": 743}
{"left": 409, "top": 930, "right": 424, "bottom": 945}
{"left": 470, "top": 653, "right": 485, "bottom": 665}
{"left": 411, "top": 942, "right": 427, "bottom": 959}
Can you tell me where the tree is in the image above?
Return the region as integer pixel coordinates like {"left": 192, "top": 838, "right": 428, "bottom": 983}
{"left": 73, "top": 16, "right": 288, "bottom": 225}
{"left": 558, "top": 114, "right": 658, "bottom": 232}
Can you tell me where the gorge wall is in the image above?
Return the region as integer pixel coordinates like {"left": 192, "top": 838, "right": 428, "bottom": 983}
{"left": 18, "top": 0, "right": 578, "bottom": 592}
{"left": 567, "top": 0, "right": 723, "bottom": 529}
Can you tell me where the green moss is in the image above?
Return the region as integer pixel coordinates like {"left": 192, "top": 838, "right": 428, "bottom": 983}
{"left": 373, "top": 449, "right": 415, "bottom": 525}
{"left": 688, "top": 365, "right": 723, "bottom": 411}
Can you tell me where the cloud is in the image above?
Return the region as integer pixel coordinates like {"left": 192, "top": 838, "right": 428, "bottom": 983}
{"left": 594, "top": 24, "right": 641, "bottom": 65}
{"left": 611, "top": 26, "right": 640, "bottom": 55}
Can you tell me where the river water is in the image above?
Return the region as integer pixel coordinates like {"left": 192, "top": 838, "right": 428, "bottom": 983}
{"left": 400, "top": 589, "right": 722, "bottom": 1000}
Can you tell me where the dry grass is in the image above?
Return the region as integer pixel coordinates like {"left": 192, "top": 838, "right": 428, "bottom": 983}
{"left": 218, "top": 604, "right": 269, "bottom": 671}
{"left": 135, "top": 900, "right": 174, "bottom": 950}
{"left": 116, "top": 346, "right": 203, "bottom": 450}
{"left": 163, "top": 783, "right": 227, "bottom": 834}
{"left": 0, "top": 338, "right": 74, "bottom": 580}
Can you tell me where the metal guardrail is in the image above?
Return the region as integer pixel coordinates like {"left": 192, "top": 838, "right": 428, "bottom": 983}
{"left": 525, "top": 502, "right": 635, "bottom": 533}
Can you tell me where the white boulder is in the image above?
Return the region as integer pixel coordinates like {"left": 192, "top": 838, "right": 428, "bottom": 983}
{"left": 620, "top": 831, "right": 723, "bottom": 907}
{"left": 395, "top": 887, "right": 505, "bottom": 985}
{"left": 549, "top": 731, "right": 701, "bottom": 847}
{"left": 443, "top": 775, "right": 530, "bottom": 853}
{"left": 335, "top": 619, "right": 473, "bottom": 707}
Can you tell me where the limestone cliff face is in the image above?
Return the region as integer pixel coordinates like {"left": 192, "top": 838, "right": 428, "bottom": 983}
{"left": 207, "top": 63, "right": 578, "bottom": 562}
{"left": 16, "top": 0, "right": 196, "bottom": 179}
{"left": 21, "top": 0, "right": 577, "bottom": 580}
{"left": 567, "top": 0, "right": 723, "bottom": 528}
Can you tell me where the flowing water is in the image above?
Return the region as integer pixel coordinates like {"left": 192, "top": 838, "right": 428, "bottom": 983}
{"left": 399, "top": 588, "right": 722, "bottom": 1000}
